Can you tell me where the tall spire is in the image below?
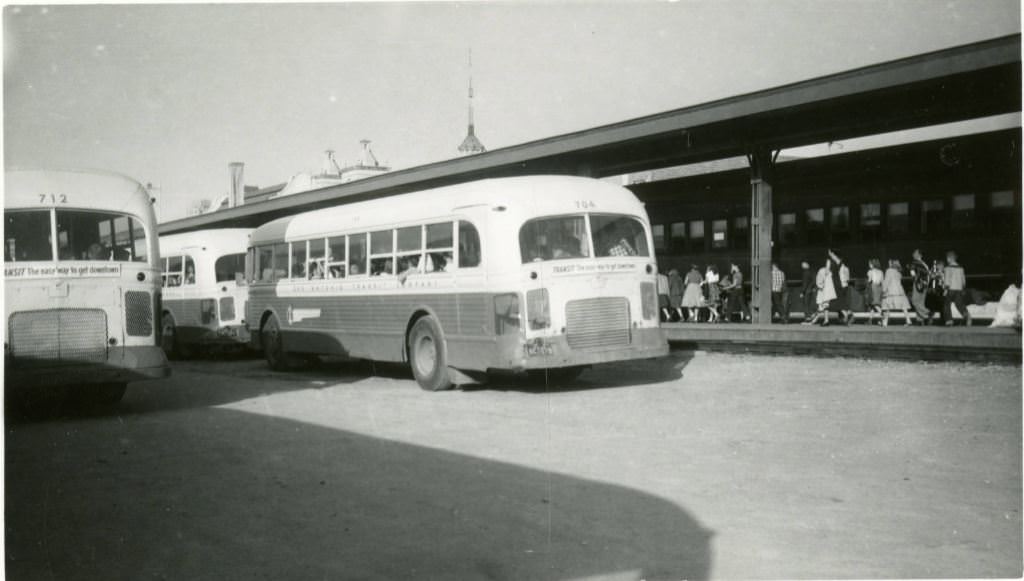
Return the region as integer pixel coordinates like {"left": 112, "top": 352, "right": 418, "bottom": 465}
{"left": 458, "top": 48, "right": 486, "bottom": 155}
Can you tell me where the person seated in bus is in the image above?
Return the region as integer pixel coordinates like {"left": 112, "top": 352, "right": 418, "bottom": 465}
{"left": 327, "top": 264, "right": 345, "bottom": 278}
{"left": 370, "top": 258, "right": 393, "bottom": 276}
{"left": 429, "top": 252, "right": 451, "bottom": 273}
{"left": 184, "top": 264, "right": 196, "bottom": 285}
{"left": 167, "top": 273, "right": 182, "bottom": 287}
{"left": 460, "top": 241, "right": 480, "bottom": 268}
{"left": 349, "top": 262, "right": 362, "bottom": 276}
{"left": 552, "top": 236, "right": 582, "bottom": 259}
{"left": 309, "top": 260, "right": 324, "bottom": 279}
{"left": 86, "top": 242, "right": 106, "bottom": 260}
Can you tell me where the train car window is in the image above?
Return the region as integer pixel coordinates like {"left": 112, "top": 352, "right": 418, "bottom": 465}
{"left": 778, "top": 213, "right": 797, "bottom": 246}
{"left": 859, "top": 203, "right": 881, "bottom": 243}
{"left": 989, "top": 191, "right": 1018, "bottom": 233}
{"left": 805, "top": 209, "right": 825, "bottom": 245}
{"left": 990, "top": 190, "right": 1015, "bottom": 208}
{"left": 951, "top": 194, "right": 975, "bottom": 231}
{"left": 830, "top": 206, "right": 850, "bottom": 244}
{"left": 711, "top": 219, "right": 727, "bottom": 249}
{"left": 670, "top": 222, "right": 686, "bottom": 252}
{"left": 732, "top": 216, "right": 749, "bottom": 250}
{"left": 921, "top": 199, "right": 946, "bottom": 236}
{"left": 688, "top": 220, "right": 705, "bottom": 251}
{"left": 652, "top": 224, "right": 666, "bottom": 251}
{"left": 887, "top": 202, "right": 910, "bottom": 237}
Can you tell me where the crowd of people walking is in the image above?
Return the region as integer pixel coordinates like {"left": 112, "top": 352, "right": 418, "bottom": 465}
{"left": 657, "top": 248, "right": 1009, "bottom": 327}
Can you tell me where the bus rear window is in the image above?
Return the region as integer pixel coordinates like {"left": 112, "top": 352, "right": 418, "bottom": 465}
{"left": 56, "top": 210, "right": 148, "bottom": 262}
{"left": 520, "top": 216, "right": 589, "bottom": 262}
{"left": 5, "top": 210, "right": 53, "bottom": 261}
{"left": 520, "top": 214, "right": 649, "bottom": 263}
{"left": 592, "top": 215, "right": 649, "bottom": 258}
{"left": 215, "top": 253, "right": 246, "bottom": 283}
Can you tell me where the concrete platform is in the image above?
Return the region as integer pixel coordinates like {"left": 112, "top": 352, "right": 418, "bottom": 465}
{"left": 664, "top": 321, "right": 1022, "bottom": 363}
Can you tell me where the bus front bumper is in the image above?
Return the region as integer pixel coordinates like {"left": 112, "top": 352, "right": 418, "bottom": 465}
{"left": 495, "top": 327, "right": 669, "bottom": 371}
{"left": 5, "top": 345, "right": 171, "bottom": 389}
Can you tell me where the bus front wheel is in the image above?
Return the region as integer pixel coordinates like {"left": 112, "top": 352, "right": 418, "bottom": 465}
{"left": 161, "top": 315, "right": 194, "bottom": 359}
{"left": 408, "top": 316, "right": 453, "bottom": 391}
{"left": 262, "top": 315, "right": 296, "bottom": 371}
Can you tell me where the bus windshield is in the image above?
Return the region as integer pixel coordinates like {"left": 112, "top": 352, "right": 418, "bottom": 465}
{"left": 5, "top": 209, "right": 150, "bottom": 263}
{"left": 519, "top": 214, "right": 649, "bottom": 263}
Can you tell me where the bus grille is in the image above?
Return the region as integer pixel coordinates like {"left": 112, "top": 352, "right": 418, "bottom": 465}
{"left": 9, "top": 309, "right": 108, "bottom": 364}
{"left": 125, "top": 291, "right": 153, "bottom": 336}
{"left": 565, "top": 297, "right": 631, "bottom": 349}
{"left": 220, "top": 297, "right": 235, "bottom": 322}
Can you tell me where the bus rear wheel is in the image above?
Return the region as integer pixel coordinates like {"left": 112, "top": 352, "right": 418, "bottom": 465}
{"left": 408, "top": 316, "right": 452, "bottom": 391}
{"left": 262, "top": 315, "right": 296, "bottom": 371}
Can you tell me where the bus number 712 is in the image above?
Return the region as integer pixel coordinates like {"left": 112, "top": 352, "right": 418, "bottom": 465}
{"left": 39, "top": 194, "right": 68, "bottom": 204}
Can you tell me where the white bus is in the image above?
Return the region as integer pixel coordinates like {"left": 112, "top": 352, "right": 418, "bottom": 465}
{"left": 246, "top": 175, "right": 668, "bottom": 390}
{"left": 158, "top": 229, "right": 252, "bottom": 358}
{"left": 4, "top": 169, "right": 170, "bottom": 403}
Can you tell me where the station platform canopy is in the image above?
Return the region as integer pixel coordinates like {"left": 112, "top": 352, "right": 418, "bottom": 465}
{"left": 160, "top": 34, "right": 1020, "bottom": 235}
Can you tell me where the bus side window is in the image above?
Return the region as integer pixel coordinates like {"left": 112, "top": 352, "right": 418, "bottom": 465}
{"left": 458, "top": 221, "right": 481, "bottom": 268}
{"left": 348, "top": 233, "right": 367, "bottom": 276}
{"left": 167, "top": 255, "right": 183, "bottom": 287}
{"left": 184, "top": 256, "right": 196, "bottom": 285}
{"left": 327, "top": 235, "right": 346, "bottom": 278}
{"left": 291, "top": 241, "right": 307, "bottom": 279}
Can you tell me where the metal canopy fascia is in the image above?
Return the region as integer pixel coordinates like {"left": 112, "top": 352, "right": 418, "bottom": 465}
{"left": 160, "top": 34, "right": 1021, "bottom": 235}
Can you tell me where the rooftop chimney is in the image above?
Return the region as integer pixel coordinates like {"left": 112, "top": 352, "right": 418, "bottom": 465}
{"left": 228, "top": 162, "right": 244, "bottom": 208}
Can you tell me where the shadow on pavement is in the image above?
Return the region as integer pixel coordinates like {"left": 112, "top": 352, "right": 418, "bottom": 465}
{"left": 478, "top": 351, "right": 693, "bottom": 394}
{"left": 6, "top": 407, "right": 714, "bottom": 580}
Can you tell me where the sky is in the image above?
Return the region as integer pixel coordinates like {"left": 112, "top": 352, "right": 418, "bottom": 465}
{"left": 3, "top": 1, "right": 1021, "bottom": 222}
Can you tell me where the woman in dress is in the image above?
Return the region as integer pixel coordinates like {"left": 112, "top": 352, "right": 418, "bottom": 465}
{"left": 806, "top": 257, "right": 837, "bottom": 326}
{"left": 704, "top": 265, "right": 721, "bottom": 323}
{"left": 881, "top": 258, "right": 912, "bottom": 327}
{"left": 865, "top": 258, "right": 884, "bottom": 325}
{"left": 681, "top": 264, "right": 704, "bottom": 322}
{"left": 828, "top": 249, "right": 853, "bottom": 325}
{"left": 667, "top": 268, "right": 684, "bottom": 321}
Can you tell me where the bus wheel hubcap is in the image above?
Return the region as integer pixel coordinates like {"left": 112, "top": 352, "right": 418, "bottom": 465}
{"left": 416, "top": 336, "right": 436, "bottom": 375}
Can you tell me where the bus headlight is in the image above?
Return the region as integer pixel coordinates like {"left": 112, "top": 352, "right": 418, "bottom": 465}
{"left": 641, "top": 282, "right": 657, "bottom": 320}
{"left": 527, "top": 288, "right": 550, "bottom": 330}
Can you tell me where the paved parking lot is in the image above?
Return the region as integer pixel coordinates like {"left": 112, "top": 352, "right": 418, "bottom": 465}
{"left": 5, "top": 351, "right": 1021, "bottom": 580}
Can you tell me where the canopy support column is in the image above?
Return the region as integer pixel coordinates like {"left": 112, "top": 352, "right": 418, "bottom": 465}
{"left": 748, "top": 148, "right": 779, "bottom": 325}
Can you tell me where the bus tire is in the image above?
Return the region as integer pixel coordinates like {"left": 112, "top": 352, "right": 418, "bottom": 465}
{"left": 408, "top": 316, "right": 453, "bottom": 391}
{"left": 161, "top": 314, "right": 194, "bottom": 360}
{"left": 262, "top": 315, "right": 296, "bottom": 371}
